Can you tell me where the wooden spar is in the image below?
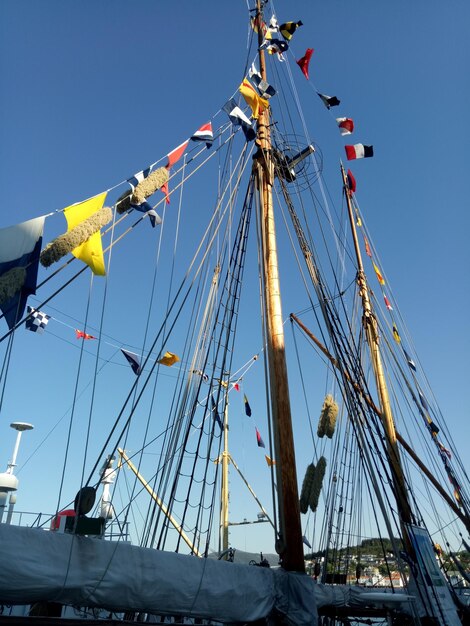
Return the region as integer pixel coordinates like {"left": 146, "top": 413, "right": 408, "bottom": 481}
{"left": 290, "top": 312, "right": 381, "bottom": 415}
{"left": 117, "top": 448, "right": 202, "bottom": 557}
{"left": 396, "top": 434, "right": 470, "bottom": 532}
{"left": 228, "top": 455, "right": 275, "bottom": 529}
{"left": 254, "top": 0, "right": 304, "bottom": 572}
{"left": 290, "top": 312, "right": 470, "bottom": 534}
{"left": 340, "top": 163, "right": 415, "bottom": 537}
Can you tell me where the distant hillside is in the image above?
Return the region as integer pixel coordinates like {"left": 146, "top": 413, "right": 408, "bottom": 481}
{"left": 305, "top": 537, "right": 470, "bottom": 571}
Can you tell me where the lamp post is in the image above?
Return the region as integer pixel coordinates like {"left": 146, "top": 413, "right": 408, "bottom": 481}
{"left": 0, "top": 422, "right": 34, "bottom": 524}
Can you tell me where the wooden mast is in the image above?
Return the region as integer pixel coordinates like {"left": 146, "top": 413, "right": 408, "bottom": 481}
{"left": 340, "top": 164, "right": 415, "bottom": 540}
{"left": 220, "top": 402, "right": 230, "bottom": 554}
{"left": 254, "top": 0, "right": 304, "bottom": 572}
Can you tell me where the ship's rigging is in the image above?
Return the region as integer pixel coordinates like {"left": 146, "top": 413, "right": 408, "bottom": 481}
{"left": 0, "top": 1, "right": 469, "bottom": 624}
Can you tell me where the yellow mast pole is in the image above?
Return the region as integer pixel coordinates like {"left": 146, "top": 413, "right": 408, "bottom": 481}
{"left": 254, "top": 0, "right": 304, "bottom": 572}
{"left": 340, "top": 164, "right": 414, "bottom": 539}
{"left": 220, "top": 402, "right": 230, "bottom": 553}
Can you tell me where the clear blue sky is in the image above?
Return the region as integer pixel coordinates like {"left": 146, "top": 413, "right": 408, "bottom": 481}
{"left": 0, "top": 1, "right": 469, "bottom": 554}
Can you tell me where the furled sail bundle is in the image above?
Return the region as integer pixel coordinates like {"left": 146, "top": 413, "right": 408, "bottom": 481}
{"left": 299, "top": 463, "right": 316, "bottom": 514}
{"left": 116, "top": 167, "right": 169, "bottom": 214}
{"left": 308, "top": 456, "right": 327, "bottom": 513}
{"left": 0, "top": 267, "right": 26, "bottom": 306}
{"left": 299, "top": 457, "right": 327, "bottom": 513}
{"left": 131, "top": 167, "right": 169, "bottom": 205}
{"left": 317, "top": 394, "right": 338, "bottom": 438}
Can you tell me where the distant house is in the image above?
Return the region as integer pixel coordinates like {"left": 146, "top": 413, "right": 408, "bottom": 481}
{"left": 447, "top": 571, "right": 469, "bottom": 588}
{"left": 387, "top": 571, "right": 405, "bottom": 588}
{"left": 347, "top": 570, "right": 406, "bottom": 588}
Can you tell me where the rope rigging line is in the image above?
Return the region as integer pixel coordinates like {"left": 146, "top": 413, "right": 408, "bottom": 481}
{"left": 270, "top": 148, "right": 419, "bottom": 557}
{"left": 140, "top": 144, "right": 255, "bottom": 550}
{"left": 78, "top": 209, "right": 119, "bottom": 495}
{"left": 280, "top": 171, "right": 452, "bottom": 552}
{"left": 80, "top": 138, "right": 255, "bottom": 552}
{"left": 63, "top": 139, "right": 254, "bottom": 489}
{"left": 115, "top": 158, "right": 191, "bottom": 548}
{"left": 152, "top": 177, "right": 255, "bottom": 553}
{"left": 289, "top": 320, "right": 318, "bottom": 454}
{"left": 0, "top": 330, "right": 15, "bottom": 414}
{"left": 55, "top": 272, "right": 95, "bottom": 519}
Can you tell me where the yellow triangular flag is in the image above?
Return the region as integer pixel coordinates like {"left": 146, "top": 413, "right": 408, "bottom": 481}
{"left": 64, "top": 192, "right": 108, "bottom": 276}
{"left": 373, "top": 262, "right": 385, "bottom": 285}
{"left": 265, "top": 454, "right": 276, "bottom": 467}
{"left": 158, "top": 351, "right": 180, "bottom": 367}
{"left": 239, "top": 78, "right": 269, "bottom": 120}
{"left": 392, "top": 324, "right": 401, "bottom": 343}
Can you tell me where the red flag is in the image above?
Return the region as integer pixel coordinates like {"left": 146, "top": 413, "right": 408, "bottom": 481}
{"left": 296, "top": 48, "right": 314, "bottom": 80}
{"left": 160, "top": 182, "right": 170, "bottom": 204}
{"left": 336, "top": 117, "right": 354, "bottom": 136}
{"left": 75, "top": 329, "right": 96, "bottom": 340}
{"left": 347, "top": 169, "right": 356, "bottom": 193}
{"left": 383, "top": 294, "right": 393, "bottom": 310}
{"left": 233, "top": 383, "right": 240, "bottom": 391}
{"left": 166, "top": 140, "right": 189, "bottom": 169}
{"left": 363, "top": 235, "right": 372, "bottom": 258}
{"left": 256, "top": 427, "right": 266, "bottom": 448}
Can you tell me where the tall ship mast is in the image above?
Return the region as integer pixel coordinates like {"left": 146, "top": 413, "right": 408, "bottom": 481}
{"left": 0, "top": 2, "right": 469, "bottom": 625}
{"left": 253, "top": 0, "right": 305, "bottom": 573}
{"left": 340, "top": 163, "right": 414, "bottom": 534}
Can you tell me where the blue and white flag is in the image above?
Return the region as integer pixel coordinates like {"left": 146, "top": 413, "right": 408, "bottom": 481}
{"left": 418, "top": 388, "right": 429, "bottom": 412}
{"left": 127, "top": 167, "right": 151, "bottom": 192}
{"left": 0, "top": 216, "right": 45, "bottom": 329}
{"left": 25, "top": 305, "right": 50, "bottom": 334}
{"left": 403, "top": 348, "right": 416, "bottom": 372}
{"left": 191, "top": 122, "right": 214, "bottom": 149}
{"left": 222, "top": 99, "right": 256, "bottom": 141}
{"left": 249, "top": 63, "right": 276, "bottom": 99}
{"left": 130, "top": 201, "right": 162, "bottom": 228}
{"left": 121, "top": 348, "right": 142, "bottom": 375}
